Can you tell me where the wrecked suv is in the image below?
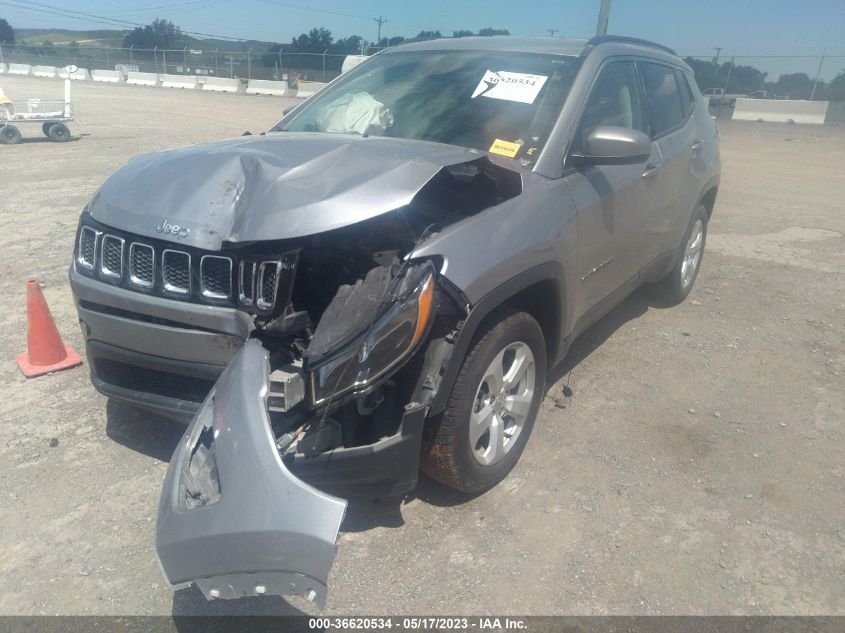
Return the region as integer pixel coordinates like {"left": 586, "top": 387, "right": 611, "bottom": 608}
{"left": 70, "top": 36, "right": 720, "bottom": 605}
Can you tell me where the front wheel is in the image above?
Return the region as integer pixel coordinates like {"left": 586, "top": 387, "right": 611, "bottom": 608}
{"left": 421, "top": 309, "right": 547, "bottom": 493}
{"left": 650, "top": 204, "right": 708, "bottom": 304}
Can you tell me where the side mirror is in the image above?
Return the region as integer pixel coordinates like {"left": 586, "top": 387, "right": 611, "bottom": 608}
{"left": 283, "top": 107, "right": 294, "bottom": 115}
{"left": 572, "top": 126, "right": 652, "bottom": 165}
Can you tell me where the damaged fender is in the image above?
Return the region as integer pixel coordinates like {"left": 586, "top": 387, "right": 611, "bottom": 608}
{"left": 155, "top": 339, "right": 347, "bottom": 607}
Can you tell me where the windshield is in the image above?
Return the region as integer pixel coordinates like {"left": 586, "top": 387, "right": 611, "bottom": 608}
{"left": 274, "top": 50, "right": 582, "bottom": 163}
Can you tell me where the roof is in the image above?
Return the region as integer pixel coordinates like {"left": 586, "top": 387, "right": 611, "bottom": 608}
{"left": 383, "top": 35, "right": 678, "bottom": 59}
{"left": 384, "top": 36, "right": 590, "bottom": 57}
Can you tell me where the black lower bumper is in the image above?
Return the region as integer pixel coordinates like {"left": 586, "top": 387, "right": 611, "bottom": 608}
{"left": 86, "top": 339, "right": 222, "bottom": 421}
{"left": 286, "top": 402, "right": 427, "bottom": 498}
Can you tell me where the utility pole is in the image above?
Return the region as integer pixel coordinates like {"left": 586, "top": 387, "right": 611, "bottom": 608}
{"left": 547, "top": 29, "right": 559, "bottom": 37}
{"left": 596, "top": 0, "right": 612, "bottom": 35}
{"left": 712, "top": 47, "right": 722, "bottom": 66}
{"left": 722, "top": 55, "right": 734, "bottom": 92}
{"left": 374, "top": 16, "right": 387, "bottom": 45}
{"left": 810, "top": 48, "right": 826, "bottom": 100}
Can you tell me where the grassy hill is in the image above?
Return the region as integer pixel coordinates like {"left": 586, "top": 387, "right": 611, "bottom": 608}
{"left": 15, "top": 28, "right": 129, "bottom": 46}
{"left": 13, "top": 28, "right": 276, "bottom": 51}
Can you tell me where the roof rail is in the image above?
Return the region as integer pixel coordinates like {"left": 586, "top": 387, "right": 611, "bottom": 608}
{"left": 584, "top": 35, "right": 676, "bottom": 56}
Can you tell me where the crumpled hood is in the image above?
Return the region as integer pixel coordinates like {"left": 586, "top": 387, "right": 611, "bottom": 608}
{"left": 88, "top": 132, "right": 484, "bottom": 250}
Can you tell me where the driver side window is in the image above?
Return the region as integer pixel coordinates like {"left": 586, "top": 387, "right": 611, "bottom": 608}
{"left": 576, "top": 61, "right": 645, "bottom": 151}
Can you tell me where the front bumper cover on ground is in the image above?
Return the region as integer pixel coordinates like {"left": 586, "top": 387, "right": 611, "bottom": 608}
{"left": 155, "top": 340, "right": 347, "bottom": 608}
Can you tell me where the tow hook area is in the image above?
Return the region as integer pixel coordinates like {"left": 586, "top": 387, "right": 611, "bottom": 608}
{"left": 155, "top": 340, "right": 347, "bottom": 608}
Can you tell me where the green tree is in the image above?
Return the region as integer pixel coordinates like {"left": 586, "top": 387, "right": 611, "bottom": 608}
{"left": 123, "top": 18, "right": 184, "bottom": 49}
{"left": 0, "top": 17, "right": 14, "bottom": 44}
{"left": 684, "top": 57, "right": 721, "bottom": 91}
{"left": 770, "top": 72, "right": 815, "bottom": 99}
{"left": 452, "top": 30, "right": 474, "bottom": 38}
{"left": 411, "top": 30, "right": 442, "bottom": 42}
{"left": 291, "top": 27, "right": 333, "bottom": 51}
{"left": 477, "top": 27, "right": 510, "bottom": 36}
{"left": 377, "top": 35, "right": 406, "bottom": 48}
{"left": 332, "top": 34, "right": 362, "bottom": 54}
{"left": 828, "top": 70, "right": 845, "bottom": 101}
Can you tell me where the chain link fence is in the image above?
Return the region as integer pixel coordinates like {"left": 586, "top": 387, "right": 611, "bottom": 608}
{"left": 2, "top": 43, "right": 842, "bottom": 96}
{"left": 0, "top": 42, "right": 364, "bottom": 83}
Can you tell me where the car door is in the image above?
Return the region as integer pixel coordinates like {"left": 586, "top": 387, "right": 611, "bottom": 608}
{"left": 639, "top": 62, "right": 700, "bottom": 261}
{"left": 564, "top": 60, "right": 662, "bottom": 312}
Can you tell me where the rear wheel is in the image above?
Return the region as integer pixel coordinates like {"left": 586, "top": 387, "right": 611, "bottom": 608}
{"left": 0, "top": 125, "right": 22, "bottom": 145}
{"left": 48, "top": 123, "right": 70, "bottom": 142}
{"left": 42, "top": 122, "right": 53, "bottom": 136}
{"left": 650, "top": 204, "right": 708, "bottom": 304}
{"left": 421, "top": 309, "right": 546, "bottom": 493}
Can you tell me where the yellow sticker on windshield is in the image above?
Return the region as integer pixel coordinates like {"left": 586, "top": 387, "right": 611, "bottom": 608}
{"left": 489, "top": 139, "right": 521, "bottom": 158}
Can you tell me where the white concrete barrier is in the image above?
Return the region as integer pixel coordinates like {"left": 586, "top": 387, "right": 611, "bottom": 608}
{"left": 91, "top": 69, "right": 122, "bottom": 83}
{"left": 0, "top": 63, "right": 7, "bottom": 74}
{"left": 342, "top": 55, "right": 368, "bottom": 74}
{"left": 202, "top": 77, "right": 240, "bottom": 93}
{"left": 126, "top": 71, "right": 160, "bottom": 87}
{"left": 732, "top": 98, "right": 829, "bottom": 125}
{"left": 64, "top": 68, "right": 91, "bottom": 80}
{"left": 33, "top": 65, "right": 57, "bottom": 78}
{"left": 296, "top": 81, "right": 328, "bottom": 98}
{"left": 7, "top": 63, "right": 31, "bottom": 76}
{"left": 160, "top": 74, "right": 198, "bottom": 89}
{"left": 246, "top": 79, "right": 287, "bottom": 96}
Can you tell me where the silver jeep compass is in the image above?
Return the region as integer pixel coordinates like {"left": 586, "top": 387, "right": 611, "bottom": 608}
{"left": 70, "top": 35, "right": 720, "bottom": 605}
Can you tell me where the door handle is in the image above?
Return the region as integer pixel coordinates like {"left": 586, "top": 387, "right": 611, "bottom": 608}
{"left": 691, "top": 139, "right": 704, "bottom": 152}
{"left": 642, "top": 163, "right": 661, "bottom": 180}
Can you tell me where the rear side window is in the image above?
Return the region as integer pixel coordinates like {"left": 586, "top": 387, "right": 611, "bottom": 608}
{"left": 675, "top": 69, "right": 696, "bottom": 117}
{"left": 641, "top": 62, "right": 684, "bottom": 137}
{"left": 576, "top": 61, "right": 645, "bottom": 150}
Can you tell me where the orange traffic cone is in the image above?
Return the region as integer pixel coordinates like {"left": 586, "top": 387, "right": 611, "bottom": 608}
{"left": 16, "top": 279, "right": 82, "bottom": 378}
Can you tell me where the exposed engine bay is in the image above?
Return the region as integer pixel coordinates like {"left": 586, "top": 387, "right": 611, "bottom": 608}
{"left": 226, "top": 156, "right": 521, "bottom": 476}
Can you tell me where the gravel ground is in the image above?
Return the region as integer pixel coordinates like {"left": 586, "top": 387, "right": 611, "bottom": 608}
{"left": 0, "top": 75, "right": 843, "bottom": 616}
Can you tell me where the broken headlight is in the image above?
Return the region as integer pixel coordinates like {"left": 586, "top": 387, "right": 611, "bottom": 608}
{"left": 309, "top": 262, "right": 436, "bottom": 406}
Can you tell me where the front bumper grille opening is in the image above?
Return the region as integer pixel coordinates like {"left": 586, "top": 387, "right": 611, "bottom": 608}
{"left": 129, "top": 242, "right": 154, "bottom": 288}
{"left": 78, "top": 226, "right": 99, "bottom": 270}
{"left": 162, "top": 249, "right": 191, "bottom": 295}
{"left": 93, "top": 358, "right": 216, "bottom": 403}
{"left": 200, "top": 255, "right": 232, "bottom": 300}
{"left": 100, "top": 235, "right": 124, "bottom": 279}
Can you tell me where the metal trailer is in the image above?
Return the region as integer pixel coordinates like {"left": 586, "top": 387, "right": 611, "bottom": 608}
{"left": 0, "top": 68, "right": 76, "bottom": 144}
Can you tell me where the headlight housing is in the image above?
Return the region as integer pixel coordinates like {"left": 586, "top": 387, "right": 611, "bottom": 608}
{"left": 308, "top": 261, "right": 436, "bottom": 406}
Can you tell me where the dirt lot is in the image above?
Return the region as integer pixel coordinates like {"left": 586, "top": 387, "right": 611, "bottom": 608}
{"left": 0, "top": 75, "right": 843, "bottom": 616}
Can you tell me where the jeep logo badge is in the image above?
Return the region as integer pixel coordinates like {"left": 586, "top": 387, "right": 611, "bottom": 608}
{"left": 155, "top": 219, "right": 190, "bottom": 239}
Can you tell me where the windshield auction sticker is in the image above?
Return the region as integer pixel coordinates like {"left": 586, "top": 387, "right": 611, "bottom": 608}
{"left": 471, "top": 70, "right": 549, "bottom": 104}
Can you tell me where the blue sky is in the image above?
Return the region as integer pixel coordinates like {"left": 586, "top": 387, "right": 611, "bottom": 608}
{"left": 2, "top": 0, "right": 844, "bottom": 79}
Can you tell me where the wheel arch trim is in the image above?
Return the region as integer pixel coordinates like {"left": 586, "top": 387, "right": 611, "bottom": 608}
{"left": 428, "top": 262, "right": 564, "bottom": 416}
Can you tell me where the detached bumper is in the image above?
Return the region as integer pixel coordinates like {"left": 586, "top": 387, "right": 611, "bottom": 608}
{"left": 155, "top": 340, "right": 347, "bottom": 608}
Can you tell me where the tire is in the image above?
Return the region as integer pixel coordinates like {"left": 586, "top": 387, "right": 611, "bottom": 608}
{"left": 0, "top": 125, "right": 22, "bottom": 145}
{"left": 650, "top": 204, "right": 708, "bottom": 305}
{"left": 421, "top": 309, "right": 547, "bottom": 493}
{"left": 42, "top": 122, "right": 53, "bottom": 137}
{"left": 48, "top": 122, "right": 70, "bottom": 142}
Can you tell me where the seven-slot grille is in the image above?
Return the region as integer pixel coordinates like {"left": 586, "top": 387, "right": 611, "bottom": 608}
{"left": 74, "top": 229, "right": 276, "bottom": 308}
